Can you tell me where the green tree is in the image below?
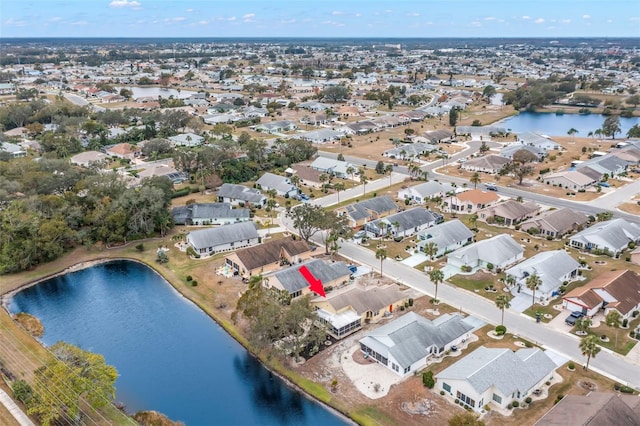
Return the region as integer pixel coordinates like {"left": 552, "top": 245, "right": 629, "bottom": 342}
{"left": 429, "top": 268, "right": 444, "bottom": 303}
{"left": 579, "top": 334, "right": 601, "bottom": 371}
{"left": 286, "top": 203, "right": 326, "bottom": 242}
{"left": 449, "top": 107, "right": 459, "bottom": 127}
{"left": 576, "top": 317, "right": 592, "bottom": 334}
{"left": 376, "top": 247, "right": 387, "bottom": 277}
{"left": 333, "top": 182, "right": 345, "bottom": 203}
{"left": 375, "top": 161, "right": 385, "bottom": 174}
{"left": 567, "top": 128, "right": 578, "bottom": 139}
{"left": 28, "top": 342, "right": 118, "bottom": 426}
{"left": 602, "top": 115, "right": 621, "bottom": 139}
{"left": 385, "top": 164, "right": 394, "bottom": 186}
{"left": 470, "top": 172, "right": 481, "bottom": 189}
{"left": 526, "top": 273, "right": 542, "bottom": 305}
{"left": 321, "top": 85, "right": 350, "bottom": 103}
{"left": 359, "top": 169, "right": 368, "bottom": 196}
{"left": 479, "top": 141, "right": 490, "bottom": 155}
{"left": 321, "top": 211, "right": 352, "bottom": 255}
{"left": 449, "top": 412, "right": 485, "bottom": 426}
{"left": 627, "top": 124, "right": 640, "bottom": 138}
{"left": 482, "top": 85, "right": 496, "bottom": 101}
{"left": 423, "top": 241, "right": 438, "bottom": 260}
{"left": 495, "top": 294, "right": 511, "bottom": 326}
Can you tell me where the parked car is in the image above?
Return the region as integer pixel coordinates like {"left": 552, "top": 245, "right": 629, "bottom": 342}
{"left": 565, "top": 311, "right": 584, "bottom": 326}
{"left": 484, "top": 183, "right": 498, "bottom": 191}
{"left": 299, "top": 193, "right": 310, "bottom": 202}
{"left": 353, "top": 230, "right": 366, "bottom": 239}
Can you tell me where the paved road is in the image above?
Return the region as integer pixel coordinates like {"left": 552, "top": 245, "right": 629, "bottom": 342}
{"left": 0, "top": 389, "right": 34, "bottom": 426}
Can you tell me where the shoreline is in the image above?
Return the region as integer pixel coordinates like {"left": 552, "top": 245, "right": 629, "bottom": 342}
{"left": 1, "top": 256, "right": 358, "bottom": 426}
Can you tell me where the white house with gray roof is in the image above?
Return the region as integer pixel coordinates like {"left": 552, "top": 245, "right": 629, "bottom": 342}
{"left": 436, "top": 347, "right": 557, "bottom": 412}
{"left": 171, "top": 202, "right": 250, "bottom": 226}
{"left": 398, "top": 181, "right": 455, "bottom": 204}
{"left": 569, "top": 218, "right": 640, "bottom": 256}
{"left": 447, "top": 234, "right": 524, "bottom": 271}
{"left": 359, "top": 312, "right": 475, "bottom": 377}
{"left": 186, "top": 221, "right": 259, "bottom": 256}
{"left": 267, "top": 259, "right": 352, "bottom": 299}
{"left": 255, "top": 172, "right": 298, "bottom": 197}
{"left": 417, "top": 219, "right": 474, "bottom": 259}
{"left": 364, "top": 208, "right": 443, "bottom": 239}
{"left": 168, "top": 132, "right": 205, "bottom": 147}
{"left": 309, "top": 157, "right": 355, "bottom": 179}
{"left": 505, "top": 250, "right": 580, "bottom": 301}
{"left": 217, "top": 183, "right": 267, "bottom": 208}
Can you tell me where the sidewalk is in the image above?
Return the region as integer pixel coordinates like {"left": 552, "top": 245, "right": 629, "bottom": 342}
{"left": 0, "top": 389, "right": 34, "bottom": 426}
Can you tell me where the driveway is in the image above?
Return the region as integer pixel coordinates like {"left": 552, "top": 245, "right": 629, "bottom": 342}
{"left": 509, "top": 293, "right": 532, "bottom": 313}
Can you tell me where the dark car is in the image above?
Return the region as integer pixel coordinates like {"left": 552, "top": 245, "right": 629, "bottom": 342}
{"left": 565, "top": 311, "right": 584, "bottom": 326}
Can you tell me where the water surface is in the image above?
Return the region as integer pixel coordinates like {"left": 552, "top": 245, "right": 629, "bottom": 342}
{"left": 500, "top": 111, "right": 640, "bottom": 136}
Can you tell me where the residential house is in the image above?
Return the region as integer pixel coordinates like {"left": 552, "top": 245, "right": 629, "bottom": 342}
{"left": 447, "top": 189, "right": 500, "bottom": 214}
{"left": 364, "top": 208, "right": 443, "bottom": 239}
{"left": 435, "top": 347, "right": 557, "bottom": 412}
{"left": 217, "top": 183, "right": 267, "bottom": 208}
{"left": 630, "top": 246, "right": 640, "bottom": 266}
{"left": 298, "top": 129, "right": 345, "bottom": 144}
{"left": 224, "top": 236, "right": 312, "bottom": 278}
{"left": 313, "top": 284, "right": 413, "bottom": 339}
{"left": 359, "top": 312, "right": 475, "bottom": 377}
{"left": 447, "top": 234, "right": 524, "bottom": 271}
{"left": 347, "top": 120, "right": 379, "bottom": 135}
{"left": 398, "top": 181, "right": 455, "bottom": 204}
{"left": 569, "top": 218, "right": 640, "bottom": 256}
{"left": 500, "top": 144, "right": 545, "bottom": 161}
{"left": 477, "top": 200, "right": 540, "bottom": 226}
{"left": 287, "top": 164, "right": 324, "bottom": 188}
{"left": 416, "top": 220, "right": 474, "bottom": 259}
{"left": 0, "top": 142, "right": 27, "bottom": 159}
{"left": 337, "top": 196, "right": 399, "bottom": 228}
{"left": 104, "top": 143, "right": 139, "bottom": 161}
{"left": 267, "top": 259, "right": 352, "bottom": 299}
{"left": 576, "top": 155, "right": 629, "bottom": 178}
{"left": 517, "top": 132, "right": 562, "bottom": 152}
{"left": 423, "top": 129, "right": 455, "bottom": 144}
{"left": 186, "top": 221, "right": 259, "bottom": 256}
{"left": 256, "top": 172, "right": 298, "bottom": 197}
{"left": 382, "top": 143, "right": 437, "bottom": 160}
{"left": 534, "top": 392, "right": 640, "bottom": 425}
{"left": 505, "top": 250, "right": 580, "bottom": 302}
{"left": 519, "top": 208, "right": 589, "bottom": 239}
{"left": 135, "top": 163, "right": 188, "bottom": 184}
{"left": 252, "top": 120, "right": 297, "bottom": 134}
{"left": 70, "top": 151, "right": 108, "bottom": 167}
{"left": 543, "top": 170, "right": 597, "bottom": 190}
{"left": 563, "top": 270, "right": 640, "bottom": 319}
{"left": 460, "top": 155, "right": 511, "bottom": 174}
{"left": 168, "top": 132, "right": 205, "bottom": 147}
{"left": 171, "top": 203, "right": 250, "bottom": 226}
{"left": 309, "top": 157, "right": 354, "bottom": 179}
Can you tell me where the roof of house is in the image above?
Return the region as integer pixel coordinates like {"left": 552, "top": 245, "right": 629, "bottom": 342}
{"left": 256, "top": 172, "right": 296, "bottom": 194}
{"left": 417, "top": 219, "right": 474, "bottom": 249}
{"left": 168, "top": 132, "right": 205, "bottom": 145}
{"left": 520, "top": 208, "right": 589, "bottom": 234}
{"left": 436, "top": 347, "right": 557, "bottom": 397}
{"left": 309, "top": 157, "right": 352, "bottom": 175}
{"left": 455, "top": 189, "right": 500, "bottom": 205}
{"left": 402, "top": 181, "right": 455, "bottom": 199}
{"left": 570, "top": 218, "right": 640, "bottom": 252}
{"left": 447, "top": 234, "right": 523, "bottom": 266}
{"left": 231, "top": 236, "right": 311, "bottom": 272}
{"left": 534, "top": 392, "right": 640, "bottom": 426}
{"left": 70, "top": 151, "right": 109, "bottom": 165}
{"left": 563, "top": 270, "right": 640, "bottom": 313}
{"left": 217, "top": 183, "right": 265, "bottom": 204}
{"left": 505, "top": 250, "right": 580, "bottom": 294}
{"left": 370, "top": 208, "right": 441, "bottom": 234}
{"left": 320, "top": 284, "right": 410, "bottom": 315}
{"left": 500, "top": 143, "right": 545, "bottom": 159}
{"left": 462, "top": 155, "right": 511, "bottom": 171}
{"left": 342, "top": 196, "right": 398, "bottom": 222}
{"left": 171, "top": 203, "right": 249, "bottom": 225}
{"left": 273, "top": 259, "right": 352, "bottom": 295}
{"left": 187, "top": 221, "right": 259, "bottom": 250}
{"left": 479, "top": 200, "right": 539, "bottom": 220}
{"left": 544, "top": 170, "right": 596, "bottom": 186}
{"left": 290, "top": 164, "right": 323, "bottom": 183}
{"left": 360, "top": 312, "right": 474, "bottom": 369}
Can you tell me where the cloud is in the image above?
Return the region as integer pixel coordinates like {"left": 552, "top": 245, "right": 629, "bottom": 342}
{"left": 331, "top": 11, "right": 344, "bottom": 16}
{"left": 470, "top": 21, "right": 482, "bottom": 27}
{"left": 4, "top": 18, "right": 27, "bottom": 27}
{"left": 607, "top": 19, "right": 613, "bottom": 23}
{"left": 198, "top": 20, "right": 208, "bottom": 25}
{"left": 109, "top": 0, "right": 141, "bottom": 8}
{"left": 534, "top": 18, "right": 545, "bottom": 24}
{"left": 243, "top": 13, "right": 255, "bottom": 19}
{"left": 484, "top": 16, "right": 497, "bottom": 21}
{"left": 521, "top": 15, "right": 531, "bottom": 20}
{"left": 49, "top": 17, "right": 63, "bottom": 22}
{"left": 186, "top": 8, "right": 193, "bottom": 13}
{"left": 560, "top": 19, "right": 571, "bottom": 24}
{"left": 280, "top": 18, "right": 296, "bottom": 24}
{"left": 71, "top": 20, "right": 88, "bottom": 25}
{"left": 582, "top": 14, "right": 591, "bottom": 19}
{"left": 354, "top": 13, "right": 361, "bottom": 17}
{"left": 407, "top": 12, "right": 420, "bottom": 17}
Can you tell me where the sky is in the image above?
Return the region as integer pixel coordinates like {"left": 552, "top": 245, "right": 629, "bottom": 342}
{"left": 2, "top": 0, "right": 639, "bottom": 38}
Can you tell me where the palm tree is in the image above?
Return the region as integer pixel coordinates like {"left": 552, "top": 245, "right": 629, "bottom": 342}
{"left": 579, "top": 334, "right": 601, "bottom": 371}
{"left": 468, "top": 213, "right": 478, "bottom": 230}
{"left": 385, "top": 164, "right": 394, "bottom": 187}
{"left": 575, "top": 317, "right": 592, "bottom": 334}
{"left": 290, "top": 174, "right": 300, "bottom": 187}
{"left": 495, "top": 295, "right": 511, "bottom": 326}
{"left": 375, "top": 248, "right": 387, "bottom": 277}
{"left": 594, "top": 128, "right": 603, "bottom": 139}
{"left": 333, "top": 182, "right": 345, "bottom": 203}
{"left": 359, "top": 171, "right": 368, "bottom": 196}
{"left": 429, "top": 268, "right": 444, "bottom": 303}
{"left": 470, "top": 172, "right": 481, "bottom": 189}
{"left": 504, "top": 275, "right": 516, "bottom": 289}
{"left": 423, "top": 241, "right": 438, "bottom": 260}
{"left": 319, "top": 173, "right": 329, "bottom": 193}
{"left": 346, "top": 166, "right": 355, "bottom": 180}
{"left": 526, "top": 273, "right": 542, "bottom": 306}
{"left": 391, "top": 221, "right": 401, "bottom": 238}
{"left": 567, "top": 128, "right": 578, "bottom": 140}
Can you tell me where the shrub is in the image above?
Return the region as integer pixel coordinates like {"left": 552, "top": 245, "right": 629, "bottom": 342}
{"left": 623, "top": 319, "right": 628, "bottom": 327}
{"left": 545, "top": 381, "right": 551, "bottom": 386}
{"left": 422, "top": 371, "right": 435, "bottom": 389}
{"left": 495, "top": 325, "right": 507, "bottom": 335}
{"left": 191, "top": 280, "right": 198, "bottom": 287}
{"left": 525, "top": 397, "right": 532, "bottom": 404}
{"left": 408, "top": 298, "right": 414, "bottom": 307}
{"left": 507, "top": 403, "right": 513, "bottom": 409}
{"left": 400, "top": 305, "right": 405, "bottom": 311}
{"left": 11, "top": 380, "right": 34, "bottom": 405}
{"left": 633, "top": 310, "right": 639, "bottom": 318}
{"left": 186, "top": 246, "right": 200, "bottom": 258}
{"left": 568, "top": 361, "right": 575, "bottom": 370}
{"left": 630, "top": 331, "right": 636, "bottom": 339}
{"left": 620, "top": 385, "right": 635, "bottom": 394}
{"left": 186, "top": 275, "right": 193, "bottom": 282}
{"left": 486, "top": 263, "right": 494, "bottom": 271}
{"left": 512, "top": 401, "right": 520, "bottom": 408}
{"left": 135, "top": 243, "right": 145, "bottom": 252}
{"left": 440, "top": 390, "right": 445, "bottom": 396}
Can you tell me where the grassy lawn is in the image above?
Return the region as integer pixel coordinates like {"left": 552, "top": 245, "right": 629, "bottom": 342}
{"left": 571, "top": 316, "right": 640, "bottom": 356}
{"left": 360, "top": 238, "right": 414, "bottom": 261}
{"left": 448, "top": 272, "right": 507, "bottom": 303}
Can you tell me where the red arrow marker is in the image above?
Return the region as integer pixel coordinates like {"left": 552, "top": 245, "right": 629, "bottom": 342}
{"left": 299, "top": 265, "right": 326, "bottom": 298}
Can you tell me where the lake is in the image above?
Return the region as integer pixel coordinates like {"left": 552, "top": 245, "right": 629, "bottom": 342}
{"left": 7, "top": 260, "right": 347, "bottom": 426}
{"left": 499, "top": 111, "right": 640, "bottom": 137}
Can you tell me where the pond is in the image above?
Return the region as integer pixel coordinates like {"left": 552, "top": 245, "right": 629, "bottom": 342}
{"left": 499, "top": 111, "right": 640, "bottom": 136}
{"left": 7, "top": 260, "right": 347, "bottom": 426}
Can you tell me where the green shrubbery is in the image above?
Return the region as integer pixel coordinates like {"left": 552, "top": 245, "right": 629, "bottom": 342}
{"left": 495, "top": 325, "right": 507, "bottom": 335}
{"left": 422, "top": 371, "right": 435, "bottom": 389}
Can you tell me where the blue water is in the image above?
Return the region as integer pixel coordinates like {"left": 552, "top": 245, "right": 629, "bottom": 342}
{"left": 7, "top": 260, "right": 346, "bottom": 426}
{"left": 500, "top": 111, "right": 640, "bottom": 136}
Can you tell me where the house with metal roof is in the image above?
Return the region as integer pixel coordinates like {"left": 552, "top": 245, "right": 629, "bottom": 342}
{"left": 477, "top": 200, "right": 540, "bottom": 226}
{"left": 435, "top": 347, "right": 557, "bottom": 412}
{"left": 309, "top": 157, "right": 355, "bottom": 179}
{"left": 0, "top": 142, "right": 27, "bottom": 159}
{"left": 168, "top": 132, "right": 205, "bottom": 147}
{"left": 382, "top": 142, "right": 438, "bottom": 160}
{"left": 217, "top": 183, "right": 267, "bottom": 208}
{"left": 359, "top": 312, "right": 475, "bottom": 376}
{"left": 171, "top": 202, "right": 250, "bottom": 226}
{"left": 505, "top": 250, "right": 580, "bottom": 302}
{"left": 519, "top": 208, "right": 589, "bottom": 239}
{"left": 267, "top": 259, "right": 352, "bottom": 299}
{"left": 364, "top": 208, "right": 443, "bottom": 239}
{"left": 416, "top": 219, "right": 475, "bottom": 259}
{"left": 563, "top": 270, "right": 640, "bottom": 319}
{"left": 569, "top": 218, "right": 640, "bottom": 256}
{"left": 312, "top": 284, "right": 413, "bottom": 339}
{"left": 224, "top": 236, "right": 313, "bottom": 278}
{"left": 447, "top": 234, "right": 524, "bottom": 271}
{"left": 542, "top": 170, "right": 597, "bottom": 190}
{"left": 460, "top": 155, "right": 511, "bottom": 174}
{"left": 251, "top": 120, "right": 297, "bottom": 134}
{"left": 255, "top": 172, "right": 298, "bottom": 197}
{"left": 398, "top": 181, "right": 455, "bottom": 204}
{"left": 186, "top": 221, "right": 259, "bottom": 256}
{"left": 534, "top": 392, "right": 640, "bottom": 426}
{"left": 337, "top": 196, "right": 399, "bottom": 227}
